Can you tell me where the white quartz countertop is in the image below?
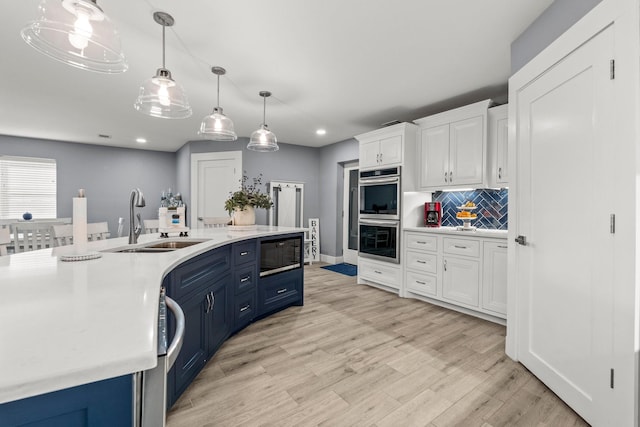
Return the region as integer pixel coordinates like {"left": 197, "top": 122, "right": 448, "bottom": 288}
{"left": 403, "top": 226, "right": 508, "bottom": 239}
{"left": 0, "top": 226, "right": 304, "bottom": 404}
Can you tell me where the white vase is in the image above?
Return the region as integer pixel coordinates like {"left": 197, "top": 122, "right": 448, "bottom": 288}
{"left": 233, "top": 206, "right": 256, "bottom": 226}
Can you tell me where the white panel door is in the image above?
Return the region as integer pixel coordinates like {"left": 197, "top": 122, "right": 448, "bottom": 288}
{"left": 190, "top": 152, "right": 242, "bottom": 229}
{"left": 514, "top": 25, "right": 614, "bottom": 425}
{"left": 442, "top": 256, "right": 479, "bottom": 307}
{"left": 449, "top": 116, "right": 484, "bottom": 186}
{"left": 419, "top": 124, "right": 449, "bottom": 188}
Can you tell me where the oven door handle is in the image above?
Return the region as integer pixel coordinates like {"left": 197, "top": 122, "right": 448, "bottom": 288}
{"left": 360, "top": 219, "right": 399, "bottom": 227}
{"left": 360, "top": 177, "right": 400, "bottom": 185}
{"left": 165, "top": 296, "right": 185, "bottom": 370}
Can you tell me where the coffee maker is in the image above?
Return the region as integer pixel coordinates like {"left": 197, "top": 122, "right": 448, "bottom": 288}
{"left": 424, "top": 202, "right": 442, "bottom": 227}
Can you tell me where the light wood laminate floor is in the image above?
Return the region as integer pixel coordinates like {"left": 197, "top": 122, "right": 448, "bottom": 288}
{"left": 166, "top": 263, "right": 588, "bottom": 427}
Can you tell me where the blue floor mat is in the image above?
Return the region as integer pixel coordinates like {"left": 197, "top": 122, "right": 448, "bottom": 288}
{"left": 321, "top": 263, "right": 357, "bottom": 277}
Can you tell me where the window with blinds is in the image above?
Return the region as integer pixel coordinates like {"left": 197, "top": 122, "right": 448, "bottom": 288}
{"left": 0, "top": 156, "right": 57, "bottom": 219}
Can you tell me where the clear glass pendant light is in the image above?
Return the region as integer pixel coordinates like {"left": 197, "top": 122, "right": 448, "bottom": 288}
{"left": 199, "top": 66, "right": 237, "bottom": 141}
{"left": 247, "top": 91, "right": 279, "bottom": 152}
{"left": 134, "top": 11, "right": 192, "bottom": 119}
{"left": 21, "top": 0, "right": 127, "bottom": 73}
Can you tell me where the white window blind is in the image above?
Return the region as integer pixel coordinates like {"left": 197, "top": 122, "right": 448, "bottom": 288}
{"left": 0, "top": 156, "right": 57, "bottom": 219}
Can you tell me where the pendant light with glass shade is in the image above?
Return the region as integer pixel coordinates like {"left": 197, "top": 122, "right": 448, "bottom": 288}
{"left": 134, "top": 12, "right": 192, "bottom": 119}
{"left": 247, "top": 91, "right": 279, "bottom": 152}
{"left": 199, "top": 67, "right": 237, "bottom": 141}
{"left": 21, "top": 0, "right": 127, "bottom": 73}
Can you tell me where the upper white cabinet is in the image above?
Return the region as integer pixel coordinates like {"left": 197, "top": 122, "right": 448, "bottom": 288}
{"left": 414, "top": 99, "right": 492, "bottom": 190}
{"left": 488, "top": 104, "right": 508, "bottom": 187}
{"left": 356, "top": 122, "right": 417, "bottom": 171}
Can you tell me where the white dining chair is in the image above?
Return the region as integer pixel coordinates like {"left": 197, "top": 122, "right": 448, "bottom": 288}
{"left": 144, "top": 219, "right": 159, "bottom": 234}
{"left": 0, "top": 228, "right": 11, "bottom": 256}
{"left": 203, "top": 217, "right": 230, "bottom": 228}
{"left": 87, "top": 222, "right": 110, "bottom": 241}
{"left": 11, "top": 222, "right": 54, "bottom": 252}
{"left": 51, "top": 224, "right": 74, "bottom": 246}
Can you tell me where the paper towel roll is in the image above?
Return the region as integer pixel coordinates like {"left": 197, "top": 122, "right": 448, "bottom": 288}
{"left": 73, "top": 197, "right": 88, "bottom": 252}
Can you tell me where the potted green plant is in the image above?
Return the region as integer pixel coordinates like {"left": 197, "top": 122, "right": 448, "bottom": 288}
{"left": 224, "top": 173, "right": 273, "bottom": 225}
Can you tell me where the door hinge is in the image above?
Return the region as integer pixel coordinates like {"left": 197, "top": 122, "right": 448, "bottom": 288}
{"left": 610, "top": 59, "right": 615, "bottom": 79}
{"left": 610, "top": 214, "right": 615, "bottom": 234}
{"left": 610, "top": 368, "right": 615, "bottom": 388}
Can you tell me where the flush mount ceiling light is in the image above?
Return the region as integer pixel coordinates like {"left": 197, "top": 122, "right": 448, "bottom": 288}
{"left": 133, "top": 11, "right": 191, "bottom": 119}
{"left": 21, "top": 0, "right": 127, "bottom": 73}
{"left": 247, "top": 91, "right": 278, "bottom": 152}
{"left": 199, "top": 66, "right": 237, "bottom": 141}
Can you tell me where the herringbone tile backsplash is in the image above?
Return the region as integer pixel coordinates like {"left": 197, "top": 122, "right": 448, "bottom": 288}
{"left": 433, "top": 189, "right": 508, "bottom": 230}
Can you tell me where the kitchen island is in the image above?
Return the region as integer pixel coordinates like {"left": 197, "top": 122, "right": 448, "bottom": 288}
{"left": 0, "top": 226, "right": 304, "bottom": 422}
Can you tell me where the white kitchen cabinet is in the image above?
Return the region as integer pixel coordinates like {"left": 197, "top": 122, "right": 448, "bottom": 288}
{"left": 415, "top": 100, "right": 491, "bottom": 190}
{"left": 358, "top": 256, "right": 401, "bottom": 292}
{"left": 442, "top": 255, "right": 480, "bottom": 307}
{"left": 402, "top": 229, "right": 506, "bottom": 322}
{"left": 488, "top": 104, "right": 509, "bottom": 187}
{"left": 482, "top": 241, "right": 507, "bottom": 315}
{"left": 356, "top": 122, "right": 416, "bottom": 170}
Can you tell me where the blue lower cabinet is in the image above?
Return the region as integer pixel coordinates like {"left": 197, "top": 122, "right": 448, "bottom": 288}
{"left": 0, "top": 375, "right": 133, "bottom": 427}
{"left": 258, "top": 269, "right": 303, "bottom": 317}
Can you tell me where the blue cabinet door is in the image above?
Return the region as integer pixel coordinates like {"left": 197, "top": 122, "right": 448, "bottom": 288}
{"left": 207, "top": 273, "right": 232, "bottom": 357}
{"left": 0, "top": 375, "right": 133, "bottom": 427}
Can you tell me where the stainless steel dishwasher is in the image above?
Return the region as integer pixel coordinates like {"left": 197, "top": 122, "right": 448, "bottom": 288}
{"left": 134, "top": 287, "right": 185, "bottom": 427}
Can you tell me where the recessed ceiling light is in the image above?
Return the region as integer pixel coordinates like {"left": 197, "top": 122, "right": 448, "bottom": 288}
{"left": 316, "top": 129, "right": 326, "bottom": 136}
{"left": 136, "top": 138, "right": 147, "bottom": 144}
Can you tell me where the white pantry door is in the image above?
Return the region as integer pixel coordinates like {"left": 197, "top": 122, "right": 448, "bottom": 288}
{"left": 190, "top": 152, "right": 242, "bottom": 229}
{"left": 514, "top": 25, "right": 615, "bottom": 424}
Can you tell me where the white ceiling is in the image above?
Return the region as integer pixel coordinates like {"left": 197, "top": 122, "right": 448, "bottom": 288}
{"left": 1, "top": 0, "right": 553, "bottom": 152}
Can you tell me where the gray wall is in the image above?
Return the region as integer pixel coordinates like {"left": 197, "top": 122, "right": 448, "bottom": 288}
{"left": 0, "top": 135, "right": 176, "bottom": 235}
{"left": 177, "top": 138, "right": 321, "bottom": 228}
{"left": 318, "top": 138, "right": 359, "bottom": 258}
{"left": 511, "top": 0, "right": 603, "bottom": 73}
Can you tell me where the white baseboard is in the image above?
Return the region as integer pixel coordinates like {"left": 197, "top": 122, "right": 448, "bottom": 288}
{"left": 319, "top": 254, "right": 342, "bottom": 264}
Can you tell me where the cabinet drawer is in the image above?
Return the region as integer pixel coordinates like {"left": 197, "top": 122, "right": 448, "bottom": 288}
{"left": 169, "top": 247, "right": 230, "bottom": 300}
{"left": 406, "top": 250, "right": 437, "bottom": 274}
{"left": 234, "top": 290, "right": 256, "bottom": 331}
{"left": 258, "top": 270, "right": 303, "bottom": 316}
{"left": 443, "top": 237, "right": 480, "bottom": 258}
{"left": 358, "top": 259, "right": 401, "bottom": 290}
{"left": 234, "top": 264, "right": 256, "bottom": 295}
{"left": 233, "top": 240, "right": 257, "bottom": 266}
{"left": 406, "top": 271, "right": 437, "bottom": 297}
{"left": 405, "top": 233, "right": 437, "bottom": 252}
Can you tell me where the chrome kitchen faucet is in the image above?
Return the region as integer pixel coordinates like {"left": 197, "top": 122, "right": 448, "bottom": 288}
{"left": 129, "top": 188, "right": 146, "bottom": 244}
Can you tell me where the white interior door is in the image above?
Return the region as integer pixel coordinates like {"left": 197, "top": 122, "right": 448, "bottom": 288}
{"left": 514, "top": 25, "right": 614, "bottom": 425}
{"left": 190, "top": 152, "right": 242, "bottom": 229}
{"left": 342, "top": 162, "right": 358, "bottom": 264}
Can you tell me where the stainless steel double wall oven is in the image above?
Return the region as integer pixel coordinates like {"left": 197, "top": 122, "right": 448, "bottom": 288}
{"left": 358, "top": 167, "right": 401, "bottom": 263}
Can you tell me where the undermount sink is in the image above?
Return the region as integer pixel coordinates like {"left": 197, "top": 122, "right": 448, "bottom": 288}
{"left": 104, "top": 239, "right": 210, "bottom": 253}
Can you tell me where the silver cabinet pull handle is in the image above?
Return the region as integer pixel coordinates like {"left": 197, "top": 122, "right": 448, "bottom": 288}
{"left": 498, "top": 245, "right": 508, "bottom": 249}
{"left": 498, "top": 167, "right": 502, "bottom": 180}
{"left": 240, "top": 276, "right": 250, "bottom": 283}
{"left": 454, "top": 245, "right": 467, "bottom": 249}
{"left": 374, "top": 270, "right": 382, "bottom": 274}
{"left": 210, "top": 291, "right": 215, "bottom": 308}
{"left": 444, "top": 172, "right": 448, "bottom": 183}
{"left": 416, "top": 260, "right": 426, "bottom": 264}
{"left": 240, "top": 304, "right": 250, "bottom": 312}
{"left": 277, "top": 288, "right": 287, "bottom": 294}
{"left": 205, "top": 293, "right": 212, "bottom": 313}
{"left": 416, "top": 241, "right": 426, "bottom": 244}
{"left": 444, "top": 259, "right": 447, "bottom": 271}
{"left": 449, "top": 171, "right": 453, "bottom": 182}
{"left": 240, "top": 251, "right": 249, "bottom": 256}
{"left": 415, "top": 280, "right": 426, "bottom": 285}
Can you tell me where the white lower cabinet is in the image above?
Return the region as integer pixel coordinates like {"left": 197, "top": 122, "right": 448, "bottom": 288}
{"left": 403, "top": 230, "right": 506, "bottom": 321}
{"left": 358, "top": 257, "right": 401, "bottom": 291}
{"left": 442, "top": 255, "right": 480, "bottom": 307}
{"left": 482, "top": 241, "right": 508, "bottom": 315}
